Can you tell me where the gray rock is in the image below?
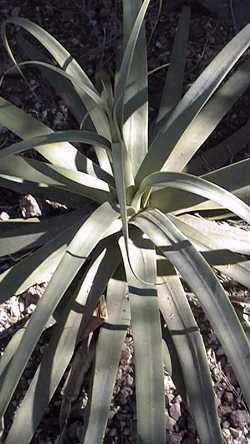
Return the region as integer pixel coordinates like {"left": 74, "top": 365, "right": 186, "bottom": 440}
{"left": 126, "top": 374, "right": 134, "bottom": 387}
{"left": 19, "top": 194, "right": 42, "bottom": 218}
{"left": 0, "top": 211, "right": 9, "bottom": 221}
{"left": 220, "top": 404, "right": 233, "bottom": 417}
{"left": 168, "top": 432, "right": 183, "bottom": 444}
{"left": 223, "top": 391, "right": 234, "bottom": 404}
{"left": 229, "top": 427, "right": 241, "bottom": 439}
{"left": 170, "top": 402, "right": 182, "bottom": 422}
{"left": 230, "top": 410, "right": 250, "bottom": 428}
{"left": 165, "top": 411, "right": 176, "bottom": 432}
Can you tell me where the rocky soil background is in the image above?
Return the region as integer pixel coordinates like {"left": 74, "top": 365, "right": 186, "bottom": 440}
{"left": 0, "top": 1, "right": 250, "bottom": 443}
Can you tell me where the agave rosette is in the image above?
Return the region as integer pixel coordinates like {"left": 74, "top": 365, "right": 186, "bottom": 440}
{"left": 0, "top": 1, "right": 250, "bottom": 443}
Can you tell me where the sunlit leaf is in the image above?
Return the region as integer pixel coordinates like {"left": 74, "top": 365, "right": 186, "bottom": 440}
{"left": 119, "top": 231, "right": 166, "bottom": 444}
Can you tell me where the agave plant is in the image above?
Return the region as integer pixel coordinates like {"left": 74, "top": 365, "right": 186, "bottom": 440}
{"left": 0, "top": 1, "right": 250, "bottom": 443}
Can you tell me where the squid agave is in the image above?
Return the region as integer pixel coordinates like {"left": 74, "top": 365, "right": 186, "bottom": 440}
{"left": 0, "top": 1, "right": 250, "bottom": 443}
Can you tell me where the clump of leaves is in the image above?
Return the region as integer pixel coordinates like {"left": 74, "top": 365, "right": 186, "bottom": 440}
{"left": 0, "top": 1, "right": 250, "bottom": 443}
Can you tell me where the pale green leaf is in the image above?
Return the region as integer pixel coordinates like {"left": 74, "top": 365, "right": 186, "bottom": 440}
{"left": 0, "top": 209, "right": 88, "bottom": 257}
{"left": 159, "top": 271, "right": 223, "bottom": 443}
{"left": 2, "top": 17, "right": 112, "bottom": 143}
{"left": 133, "top": 209, "right": 250, "bottom": 409}
{"left": 0, "top": 156, "right": 115, "bottom": 204}
{"left": 0, "top": 172, "right": 86, "bottom": 208}
{"left": 122, "top": 0, "right": 148, "bottom": 176}
{"left": 165, "top": 57, "right": 250, "bottom": 172}
{"left": 0, "top": 202, "right": 119, "bottom": 419}
{"left": 15, "top": 33, "right": 87, "bottom": 123}
{"left": 171, "top": 214, "right": 250, "bottom": 291}
{"left": 4, "top": 242, "right": 121, "bottom": 444}
{"left": 156, "top": 6, "right": 190, "bottom": 125}
{"left": 115, "top": 0, "right": 150, "bottom": 137}
{"left": 82, "top": 273, "right": 129, "bottom": 443}
{"left": 0, "top": 220, "right": 85, "bottom": 303}
{"left": 149, "top": 158, "right": 250, "bottom": 214}
{"left": 137, "top": 23, "right": 250, "bottom": 182}
{"left": 0, "top": 97, "right": 90, "bottom": 171}
{"left": 187, "top": 118, "right": 250, "bottom": 175}
{"left": 119, "top": 231, "right": 166, "bottom": 444}
{"left": 133, "top": 171, "right": 250, "bottom": 223}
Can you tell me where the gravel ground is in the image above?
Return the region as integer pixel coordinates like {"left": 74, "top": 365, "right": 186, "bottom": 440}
{"left": 0, "top": 1, "right": 250, "bottom": 443}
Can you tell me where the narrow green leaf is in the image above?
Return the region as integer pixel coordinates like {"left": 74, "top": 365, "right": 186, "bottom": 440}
{"left": 2, "top": 18, "right": 112, "bottom": 141}
{"left": 0, "top": 156, "right": 115, "bottom": 204}
{"left": 115, "top": 0, "right": 150, "bottom": 136}
{"left": 133, "top": 209, "right": 250, "bottom": 409}
{"left": 159, "top": 271, "right": 223, "bottom": 443}
{"left": 0, "top": 156, "right": 115, "bottom": 203}
{"left": 17, "top": 59, "right": 103, "bottom": 109}
{"left": 119, "top": 231, "right": 166, "bottom": 444}
{"left": 161, "top": 326, "right": 187, "bottom": 403}
{"left": 0, "top": 96, "right": 110, "bottom": 173}
{"left": 174, "top": 214, "right": 250, "bottom": 255}
{"left": 2, "top": 18, "right": 96, "bottom": 92}
{"left": 17, "top": 59, "right": 113, "bottom": 174}
{"left": 187, "top": 118, "right": 250, "bottom": 175}
{"left": 171, "top": 214, "right": 250, "bottom": 291}
{"left": 0, "top": 128, "right": 111, "bottom": 161}
{"left": 165, "top": 57, "right": 250, "bottom": 172}
{"left": 0, "top": 172, "right": 86, "bottom": 208}
{"left": 111, "top": 142, "right": 133, "bottom": 281}
{"left": 0, "top": 202, "right": 119, "bottom": 419}
{"left": 3, "top": 61, "right": 113, "bottom": 175}
{"left": 137, "top": 23, "right": 250, "bottom": 182}
{"left": 156, "top": 6, "right": 190, "bottom": 125}
{"left": 122, "top": 0, "right": 148, "bottom": 176}
{"left": 16, "top": 32, "right": 87, "bottom": 123}
{"left": 134, "top": 171, "right": 250, "bottom": 223}
{"left": 82, "top": 273, "right": 130, "bottom": 443}
{"left": 149, "top": 158, "right": 250, "bottom": 214}
{"left": 0, "top": 220, "right": 85, "bottom": 303}
{"left": 4, "top": 242, "right": 121, "bottom": 444}
{"left": 0, "top": 209, "right": 88, "bottom": 257}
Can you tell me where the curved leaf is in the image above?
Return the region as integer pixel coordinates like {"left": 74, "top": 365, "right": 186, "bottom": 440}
{"left": 119, "top": 231, "right": 166, "bottom": 444}
{"left": 159, "top": 271, "right": 223, "bottom": 443}
{"left": 165, "top": 57, "right": 250, "bottom": 172}
{"left": 0, "top": 202, "right": 119, "bottom": 420}
{"left": 187, "top": 118, "right": 250, "bottom": 175}
{"left": 174, "top": 214, "right": 250, "bottom": 255}
{"left": 133, "top": 209, "right": 250, "bottom": 409}
{"left": 0, "top": 173, "right": 86, "bottom": 208}
{"left": 170, "top": 214, "right": 250, "bottom": 291}
{"left": 115, "top": 0, "right": 150, "bottom": 135}
{"left": 17, "top": 60, "right": 103, "bottom": 109}
{"left": 133, "top": 171, "right": 250, "bottom": 223}
{"left": 0, "top": 97, "right": 90, "bottom": 171}
{"left": 0, "top": 129, "right": 111, "bottom": 163}
{"left": 155, "top": 6, "right": 190, "bottom": 126}
{"left": 150, "top": 158, "right": 250, "bottom": 214}
{"left": 0, "top": 156, "right": 115, "bottom": 204}
{"left": 137, "top": 23, "right": 250, "bottom": 182}
{"left": 82, "top": 272, "right": 129, "bottom": 443}
{"left": 4, "top": 242, "right": 121, "bottom": 444}
{"left": 0, "top": 209, "right": 88, "bottom": 257}
{"left": 2, "top": 18, "right": 112, "bottom": 141}
{"left": 0, "top": 220, "right": 85, "bottom": 303}
{"left": 122, "top": 0, "right": 148, "bottom": 176}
